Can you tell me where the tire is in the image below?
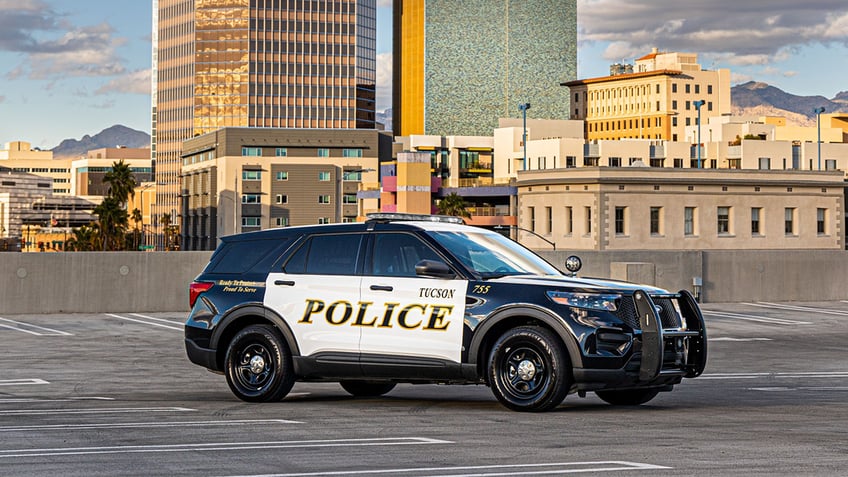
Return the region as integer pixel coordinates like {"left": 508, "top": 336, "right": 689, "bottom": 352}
{"left": 487, "top": 326, "right": 571, "bottom": 412}
{"left": 224, "top": 324, "right": 295, "bottom": 402}
{"left": 595, "top": 388, "right": 660, "bottom": 406}
{"left": 340, "top": 381, "right": 397, "bottom": 397}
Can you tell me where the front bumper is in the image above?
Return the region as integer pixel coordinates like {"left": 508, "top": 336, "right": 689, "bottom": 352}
{"left": 573, "top": 289, "right": 707, "bottom": 392}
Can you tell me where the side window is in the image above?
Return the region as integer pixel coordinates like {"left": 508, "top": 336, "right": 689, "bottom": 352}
{"left": 209, "top": 239, "right": 281, "bottom": 274}
{"left": 283, "top": 234, "right": 363, "bottom": 275}
{"left": 370, "top": 233, "right": 443, "bottom": 277}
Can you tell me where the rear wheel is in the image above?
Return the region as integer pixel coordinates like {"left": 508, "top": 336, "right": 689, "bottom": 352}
{"left": 340, "top": 381, "right": 396, "bottom": 397}
{"left": 595, "top": 388, "right": 660, "bottom": 406}
{"left": 488, "top": 326, "right": 570, "bottom": 412}
{"left": 224, "top": 324, "right": 295, "bottom": 402}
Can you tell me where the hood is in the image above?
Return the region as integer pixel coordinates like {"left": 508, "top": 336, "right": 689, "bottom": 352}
{"left": 490, "top": 274, "right": 673, "bottom": 295}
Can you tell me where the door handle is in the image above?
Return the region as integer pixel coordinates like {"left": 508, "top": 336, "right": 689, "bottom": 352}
{"left": 274, "top": 280, "right": 295, "bottom": 286}
{"left": 370, "top": 285, "right": 393, "bottom": 292}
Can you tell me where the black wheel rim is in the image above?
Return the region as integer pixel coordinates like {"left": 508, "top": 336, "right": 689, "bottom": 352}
{"left": 234, "top": 342, "right": 274, "bottom": 392}
{"left": 500, "top": 345, "right": 548, "bottom": 399}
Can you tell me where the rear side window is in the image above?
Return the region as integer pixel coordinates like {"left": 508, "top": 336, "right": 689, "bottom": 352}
{"left": 284, "top": 234, "right": 363, "bottom": 275}
{"left": 208, "top": 239, "right": 280, "bottom": 274}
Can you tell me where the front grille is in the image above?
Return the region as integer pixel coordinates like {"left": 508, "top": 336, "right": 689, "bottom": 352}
{"left": 614, "top": 295, "right": 682, "bottom": 331}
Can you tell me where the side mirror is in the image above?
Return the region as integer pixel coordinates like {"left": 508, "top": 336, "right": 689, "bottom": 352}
{"left": 415, "top": 259, "right": 456, "bottom": 279}
{"left": 564, "top": 255, "right": 582, "bottom": 276}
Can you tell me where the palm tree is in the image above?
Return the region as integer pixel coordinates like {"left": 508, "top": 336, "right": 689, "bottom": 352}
{"left": 66, "top": 225, "right": 101, "bottom": 251}
{"left": 131, "top": 208, "right": 142, "bottom": 250}
{"left": 103, "top": 160, "right": 138, "bottom": 207}
{"left": 94, "top": 196, "right": 129, "bottom": 250}
{"left": 437, "top": 192, "right": 472, "bottom": 220}
{"left": 161, "top": 212, "right": 172, "bottom": 251}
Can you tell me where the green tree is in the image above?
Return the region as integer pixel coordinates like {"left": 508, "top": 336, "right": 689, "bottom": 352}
{"left": 131, "top": 207, "right": 143, "bottom": 250}
{"left": 66, "top": 225, "right": 101, "bottom": 251}
{"left": 103, "top": 160, "right": 139, "bottom": 207}
{"left": 437, "top": 193, "right": 471, "bottom": 220}
{"left": 161, "top": 212, "right": 173, "bottom": 251}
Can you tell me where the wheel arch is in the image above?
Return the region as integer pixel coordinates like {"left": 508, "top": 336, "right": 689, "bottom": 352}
{"left": 210, "top": 303, "right": 301, "bottom": 370}
{"left": 468, "top": 305, "right": 583, "bottom": 379}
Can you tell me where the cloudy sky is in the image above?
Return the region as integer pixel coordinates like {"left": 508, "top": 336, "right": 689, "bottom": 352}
{"left": 0, "top": 0, "right": 846, "bottom": 149}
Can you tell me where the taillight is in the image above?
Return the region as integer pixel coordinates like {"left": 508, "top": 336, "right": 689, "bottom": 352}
{"left": 189, "top": 281, "right": 214, "bottom": 308}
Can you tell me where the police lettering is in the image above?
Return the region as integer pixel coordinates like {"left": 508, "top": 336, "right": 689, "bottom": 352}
{"left": 299, "top": 299, "right": 452, "bottom": 331}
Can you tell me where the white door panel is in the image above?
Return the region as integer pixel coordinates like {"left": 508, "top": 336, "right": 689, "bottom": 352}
{"left": 359, "top": 277, "right": 466, "bottom": 363}
{"left": 265, "top": 273, "right": 362, "bottom": 357}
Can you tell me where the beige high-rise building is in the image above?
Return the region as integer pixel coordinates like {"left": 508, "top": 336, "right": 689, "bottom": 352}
{"left": 564, "top": 49, "right": 731, "bottom": 142}
{"left": 154, "top": 0, "right": 377, "bottom": 247}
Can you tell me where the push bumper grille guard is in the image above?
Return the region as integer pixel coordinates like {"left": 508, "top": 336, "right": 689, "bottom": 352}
{"left": 633, "top": 289, "right": 707, "bottom": 382}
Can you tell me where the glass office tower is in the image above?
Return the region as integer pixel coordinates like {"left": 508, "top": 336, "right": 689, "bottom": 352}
{"left": 393, "top": 0, "right": 576, "bottom": 137}
{"left": 153, "top": 0, "right": 376, "bottom": 246}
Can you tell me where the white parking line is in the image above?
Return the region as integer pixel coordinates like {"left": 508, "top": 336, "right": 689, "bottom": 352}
{"left": 749, "top": 386, "right": 848, "bottom": 392}
{"left": 105, "top": 313, "right": 182, "bottom": 331}
{"left": 0, "top": 406, "right": 194, "bottom": 416}
{"left": 0, "top": 379, "right": 49, "bottom": 387}
{"left": 749, "top": 302, "right": 848, "bottom": 316}
{"left": 225, "top": 461, "right": 671, "bottom": 477}
{"left": 129, "top": 313, "right": 184, "bottom": 326}
{"left": 0, "top": 419, "right": 301, "bottom": 432}
{"left": 0, "top": 437, "right": 451, "bottom": 459}
{"left": 0, "top": 317, "right": 73, "bottom": 336}
{"left": 710, "top": 337, "right": 772, "bottom": 342}
{"left": 699, "top": 371, "right": 848, "bottom": 380}
{"left": 704, "top": 310, "right": 811, "bottom": 325}
{"left": 0, "top": 397, "right": 113, "bottom": 403}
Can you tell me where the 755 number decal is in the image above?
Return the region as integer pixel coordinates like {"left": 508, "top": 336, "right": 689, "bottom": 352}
{"left": 472, "top": 285, "right": 491, "bottom": 294}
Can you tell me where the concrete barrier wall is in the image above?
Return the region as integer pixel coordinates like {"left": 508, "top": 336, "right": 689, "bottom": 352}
{"left": 1, "top": 249, "right": 847, "bottom": 314}
{"left": 0, "top": 252, "right": 212, "bottom": 314}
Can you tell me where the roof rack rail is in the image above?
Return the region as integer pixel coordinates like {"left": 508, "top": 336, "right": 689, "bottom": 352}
{"left": 365, "top": 213, "right": 465, "bottom": 224}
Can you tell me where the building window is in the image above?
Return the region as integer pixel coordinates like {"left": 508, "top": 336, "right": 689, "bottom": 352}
{"left": 242, "top": 170, "right": 261, "bottom": 181}
{"left": 825, "top": 159, "right": 837, "bottom": 170}
{"left": 317, "top": 148, "right": 330, "bottom": 157}
{"left": 275, "top": 171, "right": 288, "bottom": 181}
{"left": 650, "top": 207, "right": 662, "bottom": 235}
{"left": 318, "top": 195, "right": 331, "bottom": 204}
{"left": 672, "top": 100, "right": 678, "bottom": 109}
{"left": 242, "top": 217, "right": 260, "bottom": 227}
{"left": 343, "top": 193, "right": 357, "bottom": 204}
{"left": 708, "top": 85, "right": 713, "bottom": 94}
{"left": 758, "top": 157, "right": 771, "bottom": 170}
{"left": 751, "top": 207, "right": 762, "bottom": 235}
{"left": 817, "top": 208, "right": 827, "bottom": 234}
{"left": 528, "top": 206, "right": 536, "bottom": 232}
{"left": 241, "top": 194, "right": 261, "bottom": 204}
{"left": 276, "top": 194, "right": 288, "bottom": 204}
{"left": 343, "top": 171, "right": 363, "bottom": 181}
{"left": 695, "top": 84, "right": 700, "bottom": 94}
{"left": 674, "top": 158, "right": 684, "bottom": 168}
{"left": 717, "top": 206, "right": 731, "bottom": 235}
{"left": 615, "top": 207, "right": 626, "bottom": 235}
{"left": 672, "top": 84, "right": 677, "bottom": 93}
{"left": 275, "top": 217, "right": 289, "bottom": 227}
{"left": 318, "top": 217, "right": 330, "bottom": 224}
{"left": 608, "top": 157, "right": 621, "bottom": 167}
{"left": 545, "top": 206, "right": 552, "bottom": 234}
{"left": 684, "top": 207, "right": 696, "bottom": 236}
{"left": 275, "top": 148, "right": 287, "bottom": 157}
{"left": 585, "top": 206, "right": 592, "bottom": 235}
{"left": 785, "top": 208, "right": 796, "bottom": 235}
{"left": 650, "top": 158, "right": 665, "bottom": 167}
{"left": 342, "top": 148, "right": 363, "bottom": 157}
{"left": 728, "top": 159, "right": 742, "bottom": 169}
{"left": 685, "top": 84, "right": 691, "bottom": 93}
{"left": 584, "top": 157, "right": 598, "bottom": 166}
{"left": 242, "top": 147, "right": 261, "bottom": 156}
{"left": 318, "top": 171, "right": 331, "bottom": 181}
{"left": 564, "top": 206, "right": 573, "bottom": 235}
{"left": 566, "top": 156, "right": 576, "bottom": 168}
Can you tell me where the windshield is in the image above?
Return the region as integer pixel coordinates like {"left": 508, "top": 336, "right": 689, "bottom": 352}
{"left": 427, "top": 230, "right": 562, "bottom": 278}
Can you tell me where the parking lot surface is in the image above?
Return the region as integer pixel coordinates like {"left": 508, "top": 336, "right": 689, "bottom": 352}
{"left": 2, "top": 302, "right": 847, "bottom": 476}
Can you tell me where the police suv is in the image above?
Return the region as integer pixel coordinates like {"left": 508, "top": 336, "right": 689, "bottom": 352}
{"left": 185, "top": 213, "right": 707, "bottom": 412}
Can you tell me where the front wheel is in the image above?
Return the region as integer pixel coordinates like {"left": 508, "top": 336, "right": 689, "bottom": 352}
{"left": 340, "top": 381, "right": 396, "bottom": 397}
{"left": 595, "top": 388, "right": 660, "bottom": 406}
{"left": 224, "top": 324, "right": 295, "bottom": 402}
{"left": 488, "top": 326, "right": 571, "bottom": 412}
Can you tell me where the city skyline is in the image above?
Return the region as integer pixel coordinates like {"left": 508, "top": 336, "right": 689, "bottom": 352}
{"left": 1, "top": 0, "right": 847, "bottom": 149}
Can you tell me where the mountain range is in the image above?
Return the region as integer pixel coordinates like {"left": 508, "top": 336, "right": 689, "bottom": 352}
{"left": 49, "top": 83, "right": 846, "bottom": 152}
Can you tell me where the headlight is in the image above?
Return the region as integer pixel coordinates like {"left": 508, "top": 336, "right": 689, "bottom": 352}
{"left": 546, "top": 291, "right": 620, "bottom": 312}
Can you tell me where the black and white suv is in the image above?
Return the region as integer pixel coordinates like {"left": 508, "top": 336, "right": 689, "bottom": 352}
{"left": 185, "top": 213, "right": 707, "bottom": 412}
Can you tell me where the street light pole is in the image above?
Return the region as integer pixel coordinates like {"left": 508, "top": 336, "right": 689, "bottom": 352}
{"left": 814, "top": 107, "right": 825, "bottom": 170}
{"left": 495, "top": 224, "right": 556, "bottom": 250}
{"left": 518, "top": 103, "right": 531, "bottom": 170}
{"left": 694, "top": 100, "right": 705, "bottom": 168}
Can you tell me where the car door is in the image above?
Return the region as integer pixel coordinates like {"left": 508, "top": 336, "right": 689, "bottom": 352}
{"left": 359, "top": 232, "right": 466, "bottom": 376}
{"left": 265, "top": 233, "right": 364, "bottom": 362}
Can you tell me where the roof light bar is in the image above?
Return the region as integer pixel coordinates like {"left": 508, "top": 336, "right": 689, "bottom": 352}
{"left": 365, "top": 213, "right": 465, "bottom": 224}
